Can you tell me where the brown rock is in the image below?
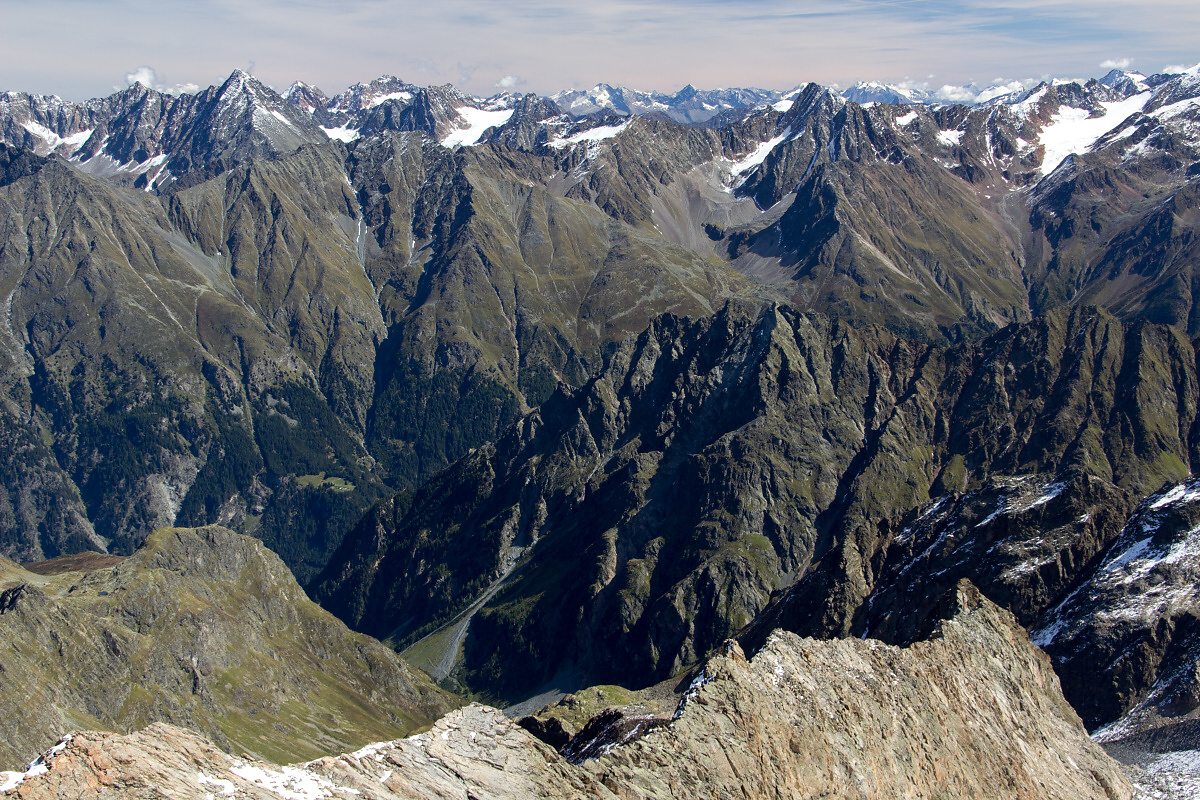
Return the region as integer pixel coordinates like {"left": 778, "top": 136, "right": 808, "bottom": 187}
{"left": 5, "top": 582, "right": 1132, "bottom": 800}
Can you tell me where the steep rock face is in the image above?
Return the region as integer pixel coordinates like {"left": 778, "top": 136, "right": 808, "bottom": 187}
{"left": 0, "top": 145, "right": 387, "bottom": 574}
{"left": 0, "top": 526, "right": 458, "bottom": 771}
{"left": 2, "top": 583, "right": 1131, "bottom": 800}
{"left": 742, "top": 308, "right": 1200, "bottom": 732}
{"left": 1035, "top": 476, "right": 1200, "bottom": 732}
{"left": 314, "top": 302, "right": 1198, "bottom": 703}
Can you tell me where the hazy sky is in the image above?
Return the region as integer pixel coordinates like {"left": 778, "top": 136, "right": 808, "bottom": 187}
{"left": 2, "top": 0, "right": 1198, "bottom": 100}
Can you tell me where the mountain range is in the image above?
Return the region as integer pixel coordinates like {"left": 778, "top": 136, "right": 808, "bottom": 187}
{"left": 2, "top": 60, "right": 1200, "bottom": 794}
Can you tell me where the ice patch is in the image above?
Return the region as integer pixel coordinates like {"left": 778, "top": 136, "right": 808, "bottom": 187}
{"left": 21, "top": 122, "right": 92, "bottom": 154}
{"left": 136, "top": 153, "right": 168, "bottom": 174}
{"left": 772, "top": 99, "right": 793, "bottom": 113}
{"left": 548, "top": 120, "right": 630, "bottom": 149}
{"left": 1014, "top": 481, "right": 1066, "bottom": 512}
{"left": 322, "top": 125, "right": 360, "bottom": 143}
{"left": 674, "top": 665, "right": 717, "bottom": 718}
{"left": 3, "top": 734, "right": 75, "bottom": 792}
{"left": 1037, "top": 91, "right": 1151, "bottom": 173}
{"left": 936, "top": 129, "right": 963, "bottom": 147}
{"left": 440, "top": 107, "right": 514, "bottom": 148}
{"left": 1149, "top": 96, "right": 1200, "bottom": 121}
{"left": 348, "top": 741, "right": 390, "bottom": 761}
{"left": 726, "top": 127, "right": 792, "bottom": 179}
{"left": 975, "top": 479, "right": 1065, "bottom": 528}
{"left": 894, "top": 111, "right": 918, "bottom": 126}
{"left": 366, "top": 91, "right": 412, "bottom": 108}
{"left": 60, "top": 128, "right": 93, "bottom": 148}
{"left": 269, "top": 109, "right": 298, "bottom": 131}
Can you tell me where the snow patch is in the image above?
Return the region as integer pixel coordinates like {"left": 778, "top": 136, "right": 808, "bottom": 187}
{"left": 894, "top": 111, "right": 918, "bottom": 126}
{"left": 366, "top": 91, "right": 412, "bottom": 108}
{"left": 348, "top": 741, "right": 390, "bottom": 761}
{"left": 229, "top": 763, "right": 341, "bottom": 800}
{"left": 1012, "top": 86, "right": 1050, "bottom": 116}
{"left": 726, "top": 127, "right": 792, "bottom": 179}
{"left": 2, "top": 734, "right": 75, "bottom": 792}
{"left": 674, "top": 665, "right": 717, "bottom": 718}
{"left": 1037, "top": 91, "right": 1151, "bottom": 173}
{"left": 1149, "top": 481, "right": 1200, "bottom": 510}
{"left": 269, "top": 109, "right": 298, "bottom": 131}
{"left": 936, "top": 129, "right": 963, "bottom": 147}
{"left": 322, "top": 125, "right": 360, "bottom": 143}
{"left": 21, "top": 122, "right": 92, "bottom": 154}
{"left": 440, "top": 107, "right": 514, "bottom": 148}
{"left": 548, "top": 120, "right": 630, "bottom": 149}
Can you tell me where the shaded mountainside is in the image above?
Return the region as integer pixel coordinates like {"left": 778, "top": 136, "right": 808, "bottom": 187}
{"left": 2, "top": 66, "right": 1199, "bottom": 580}
{"left": 0, "top": 102, "right": 753, "bottom": 578}
{"left": 312, "top": 302, "right": 1200, "bottom": 708}
{"left": 2, "top": 583, "right": 1132, "bottom": 800}
{"left": 0, "top": 525, "right": 459, "bottom": 772}
{"left": 0, "top": 142, "right": 390, "bottom": 577}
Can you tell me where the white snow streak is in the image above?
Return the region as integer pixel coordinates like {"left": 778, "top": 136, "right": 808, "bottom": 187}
{"left": 366, "top": 91, "right": 412, "bottom": 108}
{"left": 197, "top": 773, "right": 237, "bottom": 795}
{"left": 322, "top": 126, "right": 361, "bottom": 143}
{"left": 725, "top": 127, "right": 792, "bottom": 181}
{"left": 21, "top": 122, "right": 92, "bottom": 154}
{"left": 548, "top": 120, "right": 630, "bottom": 149}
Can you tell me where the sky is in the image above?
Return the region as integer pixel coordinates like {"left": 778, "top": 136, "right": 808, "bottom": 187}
{"left": 1, "top": 0, "right": 1198, "bottom": 101}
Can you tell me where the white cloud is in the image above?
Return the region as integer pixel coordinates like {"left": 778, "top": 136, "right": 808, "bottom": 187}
{"left": 895, "top": 79, "right": 931, "bottom": 93}
{"left": 975, "top": 79, "right": 1039, "bottom": 102}
{"left": 1099, "top": 57, "right": 1133, "bottom": 70}
{"left": 935, "top": 85, "right": 979, "bottom": 103}
{"left": 496, "top": 74, "right": 524, "bottom": 89}
{"left": 124, "top": 65, "right": 200, "bottom": 95}
{"left": 125, "top": 66, "right": 157, "bottom": 88}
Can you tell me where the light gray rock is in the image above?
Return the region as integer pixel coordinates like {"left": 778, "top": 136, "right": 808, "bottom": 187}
{"left": 5, "top": 582, "right": 1131, "bottom": 800}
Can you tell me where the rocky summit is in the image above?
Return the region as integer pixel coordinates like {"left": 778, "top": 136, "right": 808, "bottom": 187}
{"left": 1, "top": 584, "right": 1132, "bottom": 799}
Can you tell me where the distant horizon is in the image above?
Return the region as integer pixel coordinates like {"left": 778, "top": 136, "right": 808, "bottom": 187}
{"left": 3, "top": 0, "right": 1198, "bottom": 103}
{"left": 6, "top": 60, "right": 1199, "bottom": 107}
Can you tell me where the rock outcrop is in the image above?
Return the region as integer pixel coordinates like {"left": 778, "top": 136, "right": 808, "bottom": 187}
{"left": 3, "top": 582, "right": 1132, "bottom": 799}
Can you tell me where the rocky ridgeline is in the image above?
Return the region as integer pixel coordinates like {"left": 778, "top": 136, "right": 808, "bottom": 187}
{"left": 1, "top": 583, "right": 1132, "bottom": 799}
{"left": 0, "top": 527, "right": 457, "bottom": 771}
{"left": 0, "top": 65, "right": 1198, "bottom": 581}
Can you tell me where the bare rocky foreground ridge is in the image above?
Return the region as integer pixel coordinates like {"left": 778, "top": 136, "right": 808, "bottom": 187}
{"left": 3, "top": 582, "right": 1131, "bottom": 799}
